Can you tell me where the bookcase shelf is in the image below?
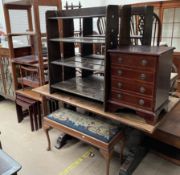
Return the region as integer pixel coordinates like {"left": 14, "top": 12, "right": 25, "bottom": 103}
{"left": 47, "top": 6, "right": 106, "bottom": 20}
{"left": 51, "top": 55, "right": 104, "bottom": 72}
{"left": 50, "top": 37, "right": 105, "bottom": 44}
{"left": 51, "top": 75, "right": 104, "bottom": 102}
{"left": 48, "top": 14, "right": 105, "bottom": 19}
{"left": 7, "top": 32, "right": 36, "bottom": 36}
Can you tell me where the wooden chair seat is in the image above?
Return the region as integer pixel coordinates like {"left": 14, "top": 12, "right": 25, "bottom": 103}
{"left": 44, "top": 108, "right": 124, "bottom": 175}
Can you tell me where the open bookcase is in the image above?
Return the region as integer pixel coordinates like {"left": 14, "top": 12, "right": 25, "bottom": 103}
{"left": 3, "top": 0, "right": 61, "bottom": 93}
{"left": 46, "top": 6, "right": 126, "bottom": 102}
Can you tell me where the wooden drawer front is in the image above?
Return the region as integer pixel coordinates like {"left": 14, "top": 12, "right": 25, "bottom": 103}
{"left": 111, "top": 90, "right": 153, "bottom": 110}
{"left": 110, "top": 53, "right": 157, "bottom": 70}
{"left": 111, "top": 66, "right": 155, "bottom": 83}
{"left": 111, "top": 78, "right": 154, "bottom": 97}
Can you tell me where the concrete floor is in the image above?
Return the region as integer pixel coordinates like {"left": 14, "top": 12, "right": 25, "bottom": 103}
{"left": 0, "top": 100, "right": 179, "bottom": 175}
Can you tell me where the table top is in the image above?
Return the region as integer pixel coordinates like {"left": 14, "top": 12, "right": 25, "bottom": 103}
{"left": 157, "top": 102, "right": 180, "bottom": 138}
{"left": 0, "top": 150, "right": 21, "bottom": 175}
{"left": 16, "top": 89, "right": 43, "bottom": 102}
{"left": 33, "top": 85, "right": 179, "bottom": 134}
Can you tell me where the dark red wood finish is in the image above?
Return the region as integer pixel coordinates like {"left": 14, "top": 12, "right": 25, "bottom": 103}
{"left": 105, "top": 46, "right": 174, "bottom": 125}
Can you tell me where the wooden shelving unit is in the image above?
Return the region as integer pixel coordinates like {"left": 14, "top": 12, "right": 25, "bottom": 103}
{"left": 46, "top": 6, "right": 110, "bottom": 102}
{"left": 3, "top": 0, "right": 61, "bottom": 94}
{"left": 46, "top": 5, "right": 131, "bottom": 103}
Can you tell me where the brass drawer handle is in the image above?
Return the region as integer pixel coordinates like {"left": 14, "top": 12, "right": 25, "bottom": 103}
{"left": 140, "top": 86, "right": 146, "bottom": 93}
{"left": 117, "top": 70, "right": 122, "bottom": 76}
{"left": 118, "top": 57, "right": 123, "bottom": 63}
{"left": 117, "top": 82, "right": 122, "bottom": 88}
{"left": 140, "top": 73, "right": 146, "bottom": 80}
{"left": 117, "top": 94, "right": 122, "bottom": 99}
{"left": 139, "top": 99, "right": 145, "bottom": 106}
{"left": 141, "top": 59, "right": 148, "bottom": 66}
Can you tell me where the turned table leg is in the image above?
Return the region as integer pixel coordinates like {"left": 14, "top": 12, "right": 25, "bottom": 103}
{"left": 100, "top": 149, "right": 113, "bottom": 175}
{"left": 44, "top": 124, "right": 52, "bottom": 151}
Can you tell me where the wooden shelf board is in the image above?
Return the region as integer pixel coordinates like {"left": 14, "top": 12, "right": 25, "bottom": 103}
{"left": 51, "top": 75, "right": 104, "bottom": 102}
{"left": 16, "top": 89, "right": 43, "bottom": 102}
{"left": 49, "top": 14, "right": 105, "bottom": 19}
{"left": 33, "top": 84, "right": 163, "bottom": 134}
{"left": 18, "top": 77, "right": 40, "bottom": 88}
{"left": 4, "top": 0, "right": 58, "bottom": 6}
{"left": 12, "top": 55, "right": 48, "bottom": 66}
{"left": 51, "top": 55, "right": 104, "bottom": 71}
{"left": 85, "top": 54, "right": 105, "bottom": 60}
{"left": 4, "top": 0, "right": 31, "bottom": 5}
{"left": 17, "top": 76, "right": 48, "bottom": 88}
{"left": 48, "top": 6, "right": 106, "bottom": 19}
{"left": 130, "top": 35, "right": 143, "bottom": 39}
{"left": 7, "top": 32, "right": 35, "bottom": 36}
{"left": 87, "top": 34, "right": 105, "bottom": 38}
{"left": 32, "top": 61, "right": 48, "bottom": 68}
{"left": 50, "top": 37, "right": 105, "bottom": 44}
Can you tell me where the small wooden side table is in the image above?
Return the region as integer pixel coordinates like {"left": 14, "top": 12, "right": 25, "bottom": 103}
{"left": 0, "top": 149, "right": 21, "bottom": 175}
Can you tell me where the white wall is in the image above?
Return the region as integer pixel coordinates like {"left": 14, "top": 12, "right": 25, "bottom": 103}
{"left": 61, "top": 0, "right": 105, "bottom": 8}
{"left": 0, "top": 1, "right": 6, "bottom": 32}
{"left": 62, "top": 0, "right": 165, "bottom": 7}
{"left": 105, "top": 0, "right": 165, "bottom": 5}
{"left": 0, "top": 0, "right": 166, "bottom": 33}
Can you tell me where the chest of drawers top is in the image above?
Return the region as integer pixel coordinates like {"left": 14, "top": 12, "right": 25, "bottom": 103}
{"left": 108, "top": 45, "right": 174, "bottom": 56}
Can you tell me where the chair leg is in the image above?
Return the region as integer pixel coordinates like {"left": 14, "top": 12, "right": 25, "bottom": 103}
{"left": 29, "top": 106, "right": 34, "bottom": 131}
{"left": 44, "top": 124, "right": 52, "bottom": 151}
{"left": 55, "top": 100, "right": 59, "bottom": 110}
{"left": 49, "top": 100, "right": 53, "bottom": 113}
{"left": 100, "top": 149, "right": 113, "bottom": 175}
{"left": 16, "top": 103, "right": 23, "bottom": 123}
{"left": 37, "top": 102, "right": 42, "bottom": 129}
{"left": 33, "top": 103, "right": 38, "bottom": 131}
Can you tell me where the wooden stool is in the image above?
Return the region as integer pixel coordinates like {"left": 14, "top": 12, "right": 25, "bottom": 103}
{"left": 44, "top": 108, "right": 125, "bottom": 175}
{"left": 0, "top": 149, "right": 21, "bottom": 175}
{"left": 15, "top": 93, "right": 41, "bottom": 131}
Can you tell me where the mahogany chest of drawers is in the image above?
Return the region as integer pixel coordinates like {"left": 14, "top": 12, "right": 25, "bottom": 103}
{"left": 104, "top": 46, "right": 174, "bottom": 124}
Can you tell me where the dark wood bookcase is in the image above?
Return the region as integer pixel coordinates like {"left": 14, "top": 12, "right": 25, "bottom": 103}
{"left": 46, "top": 6, "right": 130, "bottom": 102}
